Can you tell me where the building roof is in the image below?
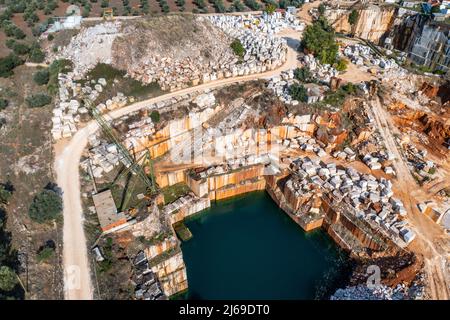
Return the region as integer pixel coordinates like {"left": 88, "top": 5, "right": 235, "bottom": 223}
{"left": 92, "top": 190, "right": 126, "bottom": 231}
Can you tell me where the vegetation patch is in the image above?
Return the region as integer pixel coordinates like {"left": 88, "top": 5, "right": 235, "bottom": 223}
{"left": 28, "top": 188, "right": 62, "bottom": 223}
{"left": 300, "top": 17, "right": 339, "bottom": 65}
{"left": 161, "top": 182, "right": 191, "bottom": 204}
{"left": 230, "top": 39, "right": 246, "bottom": 59}
{"left": 0, "top": 54, "right": 24, "bottom": 78}
{"left": 26, "top": 93, "right": 52, "bottom": 108}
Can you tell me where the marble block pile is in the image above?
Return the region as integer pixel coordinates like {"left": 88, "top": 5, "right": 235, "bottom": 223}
{"left": 288, "top": 156, "right": 415, "bottom": 245}
{"left": 267, "top": 69, "right": 299, "bottom": 105}
{"left": 343, "top": 44, "right": 398, "bottom": 70}
{"left": 301, "top": 54, "right": 338, "bottom": 84}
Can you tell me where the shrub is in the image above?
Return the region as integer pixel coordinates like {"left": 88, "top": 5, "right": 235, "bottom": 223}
{"left": 348, "top": 9, "right": 359, "bottom": 26}
{"left": 26, "top": 93, "right": 52, "bottom": 108}
{"left": 230, "top": 39, "right": 245, "bottom": 58}
{"left": 0, "top": 183, "right": 12, "bottom": 204}
{"left": 289, "top": 84, "right": 308, "bottom": 102}
{"left": 334, "top": 58, "right": 348, "bottom": 72}
{"left": 37, "top": 247, "right": 54, "bottom": 262}
{"left": 232, "top": 0, "right": 245, "bottom": 11}
{"left": 47, "top": 34, "right": 54, "bottom": 41}
{"left": 0, "top": 54, "right": 24, "bottom": 78}
{"left": 244, "top": 0, "right": 260, "bottom": 10}
{"left": 0, "top": 99, "right": 8, "bottom": 111}
{"left": 318, "top": 3, "right": 325, "bottom": 15}
{"left": 33, "top": 69, "right": 50, "bottom": 85}
{"left": 28, "top": 43, "right": 45, "bottom": 63}
{"left": 0, "top": 266, "right": 17, "bottom": 292}
{"left": 12, "top": 42, "right": 30, "bottom": 56}
{"left": 294, "top": 67, "right": 313, "bottom": 82}
{"left": 150, "top": 110, "right": 160, "bottom": 123}
{"left": 5, "top": 38, "right": 16, "bottom": 49}
{"left": 28, "top": 189, "right": 62, "bottom": 223}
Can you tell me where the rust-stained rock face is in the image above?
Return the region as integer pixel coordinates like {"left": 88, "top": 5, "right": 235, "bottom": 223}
{"left": 151, "top": 251, "right": 188, "bottom": 297}
{"left": 327, "top": 5, "right": 397, "bottom": 44}
{"left": 145, "top": 237, "right": 178, "bottom": 260}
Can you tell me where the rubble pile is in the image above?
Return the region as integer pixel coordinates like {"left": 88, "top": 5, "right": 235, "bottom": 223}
{"left": 208, "top": 12, "right": 304, "bottom": 35}
{"left": 301, "top": 54, "right": 338, "bottom": 84}
{"left": 190, "top": 154, "right": 272, "bottom": 181}
{"left": 331, "top": 282, "right": 424, "bottom": 300}
{"left": 343, "top": 44, "right": 398, "bottom": 70}
{"left": 267, "top": 69, "right": 299, "bottom": 105}
{"left": 56, "top": 22, "right": 120, "bottom": 76}
{"left": 288, "top": 156, "right": 415, "bottom": 246}
{"left": 94, "top": 92, "right": 129, "bottom": 114}
{"left": 51, "top": 72, "right": 87, "bottom": 140}
{"left": 132, "top": 251, "right": 166, "bottom": 300}
{"left": 361, "top": 151, "right": 396, "bottom": 175}
{"left": 403, "top": 143, "right": 436, "bottom": 181}
{"left": 207, "top": 14, "right": 289, "bottom": 78}
{"left": 51, "top": 71, "right": 129, "bottom": 140}
{"left": 81, "top": 137, "right": 122, "bottom": 178}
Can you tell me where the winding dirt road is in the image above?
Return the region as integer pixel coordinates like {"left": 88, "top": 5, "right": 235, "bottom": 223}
{"left": 57, "top": 31, "right": 301, "bottom": 300}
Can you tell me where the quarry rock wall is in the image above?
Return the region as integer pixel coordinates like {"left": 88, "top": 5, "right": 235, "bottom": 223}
{"left": 328, "top": 5, "right": 397, "bottom": 44}
{"left": 151, "top": 251, "right": 188, "bottom": 297}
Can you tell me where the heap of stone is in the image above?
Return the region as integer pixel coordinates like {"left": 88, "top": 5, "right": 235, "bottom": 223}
{"left": 403, "top": 143, "right": 436, "bottom": 179}
{"left": 343, "top": 44, "right": 398, "bottom": 70}
{"left": 56, "top": 22, "right": 120, "bottom": 77}
{"left": 267, "top": 69, "right": 299, "bottom": 105}
{"left": 288, "top": 156, "right": 415, "bottom": 246}
{"left": 207, "top": 14, "right": 288, "bottom": 72}
{"left": 51, "top": 72, "right": 118, "bottom": 140}
{"left": 208, "top": 12, "right": 304, "bottom": 35}
{"left": 192, "top": 154, "right": 271, "bottom": 180}
{"left": 301, "top": 54, "right": 338, "bottom": 84}
{"left": 51, "top": 72, "right": 84, "bottom": 140}
{"left": 94, "top": 92, "right": 128, "bottom": 114}
{"left": 332, "top": 147, "right": 357, "bottom": 162}
{"left": 331, "top": 283, "right": 424, "bottom": 300}
{"left": 81, "top": 136, "right": 122, "bottom": 178}
{"left": 362, "top": 151, "right": 396, "bottom": 175}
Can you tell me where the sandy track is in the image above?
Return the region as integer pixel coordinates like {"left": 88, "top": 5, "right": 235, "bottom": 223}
{"left": 57, "top": 32, "right": 300, "bottom": 300}
{"left": 371, "top": 97, "right": 450, "bottom": 300}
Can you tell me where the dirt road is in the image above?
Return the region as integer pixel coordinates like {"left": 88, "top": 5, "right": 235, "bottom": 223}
{"left": 371, "top": 96, "right": 450, "bottom": 299}
{"left": 57, "top": 31, "right": 300, "bottom": 300}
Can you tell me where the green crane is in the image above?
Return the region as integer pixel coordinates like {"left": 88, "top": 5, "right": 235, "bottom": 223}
{"left": 85, "top": 99, "right": 157, "bottom": 210}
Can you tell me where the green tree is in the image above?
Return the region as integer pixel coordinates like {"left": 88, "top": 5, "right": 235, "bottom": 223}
{"left": 0, "top": 184, "right": 12, "bottom": 204}
{"left": 348, "top": 9, "right": 359, "bottom": 26}
{"left": 150, "top": 110, "right": 160, "bottom": 123}
{"left": 230, "top": 39, "right": 245, "bottom": 58}
{"left": 28, "top": 189, "right": 62, "bottom": 223}
{"left": 0, "top": 99, "right": 8, "bottom": 110}
{"left": 26, "top": 93, "right": 52, "bottom": 108}
{"left": 0, "top": 266, "right": 17, "bottom": 291}
{"left": 0, "top": 54, "right": 24, "bottom": 78}
{"left": 12, "top": 42, "right": 30, "bottom": 56}
{"left": 33, "top": 69, "right": 50, "bottom": 85}
{"left": 300, "top": 17, "right": 339, "bottom": 65}
{"left": 28, "top": 43, "right": 46, "bottom": 63}
{"left": 294, "top": 67, "right": 313, "bottom": 82}
{"left": 265, "top": 3, "right": 277, "bottom": 14}
{"left": 318, "top": 3, "right": 325, "bottom": 15}
{"left": 289, "top": 83, "right": 308, "bottom": 102}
